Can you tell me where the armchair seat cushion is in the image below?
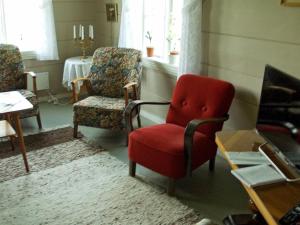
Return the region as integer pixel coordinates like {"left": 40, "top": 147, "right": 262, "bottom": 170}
{"left": 18, "top": 90, "right": 39, "bottom": 118}
{"left": 73, "top": 96, "right": 126, "bottom": 129}
{"left": 128, "top": 123, "right": 217, "bottom": 179}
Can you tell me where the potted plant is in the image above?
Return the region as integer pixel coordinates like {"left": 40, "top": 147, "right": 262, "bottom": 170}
{"left": 168, "top": 49, "right": 179, "bottom": 64}
{"left": 145, "top": 31, "right": 154, "bottom": 57}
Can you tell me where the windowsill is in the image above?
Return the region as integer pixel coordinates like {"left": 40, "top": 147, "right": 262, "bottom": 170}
{"left": 21, "top": 51, "right": 36, "bottom": 60}
{"left": 142, "top": 57, "right": 178, "bottom": 77}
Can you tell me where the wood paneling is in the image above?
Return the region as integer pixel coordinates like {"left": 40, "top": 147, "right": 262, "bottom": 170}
{"left": 203, "top": 0, "right": 300, "bottom": 130}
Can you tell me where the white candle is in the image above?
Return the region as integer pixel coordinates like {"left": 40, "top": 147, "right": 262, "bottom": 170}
{"left": 88, "top": 25, "right": 91, "bottom": 38}
{"left": 91, "top": 25, "right": 94, "bottom": 39}
{"left": 81, "top": 26, "right": 84, "bottom": 40}
{"left": 73, "top": 25, "right": 76, "bottom": 39}
{"left": 79, "top": 25, "right": 82, "bottom": 38}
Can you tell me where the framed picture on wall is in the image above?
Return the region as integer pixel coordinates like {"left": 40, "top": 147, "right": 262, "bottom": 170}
{"left": 281, "top": 0, "right": 300, "bottom": 6}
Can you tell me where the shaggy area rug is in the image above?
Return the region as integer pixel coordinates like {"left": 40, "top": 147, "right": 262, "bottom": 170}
{"left": 0, "top": 127, "right": 200, "bottom": 225}
{"left": 0, "top": 126, "right": 102, "bottom": 182}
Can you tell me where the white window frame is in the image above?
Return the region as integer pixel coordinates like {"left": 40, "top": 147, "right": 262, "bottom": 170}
{"left": 141, "top": 0, "right": 182, "bottom": 74}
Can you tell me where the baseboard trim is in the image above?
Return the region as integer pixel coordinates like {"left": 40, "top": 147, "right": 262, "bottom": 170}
{"left": 38, "top": 92, "right": 70, "bottom": 103}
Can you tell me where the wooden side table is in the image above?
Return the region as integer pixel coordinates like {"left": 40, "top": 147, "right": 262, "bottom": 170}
{"left": 0, "top": 91, "right": 33, "bottom": 172}
{"left": 216, "top": 130, "right": 300, "bottom": 225}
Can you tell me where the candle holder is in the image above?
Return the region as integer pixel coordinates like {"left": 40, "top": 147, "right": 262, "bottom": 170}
{"left": 73, "top": 37, "right": 94, "bottom": 59}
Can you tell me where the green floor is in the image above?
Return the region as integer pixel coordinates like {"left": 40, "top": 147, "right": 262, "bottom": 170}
{"left": 21, "top": 102, "right": 250, "bottom": 223}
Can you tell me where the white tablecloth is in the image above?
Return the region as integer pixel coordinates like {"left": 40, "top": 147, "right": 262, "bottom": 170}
{"left": 62, "top": 56, "right": 92, "bottom": 91}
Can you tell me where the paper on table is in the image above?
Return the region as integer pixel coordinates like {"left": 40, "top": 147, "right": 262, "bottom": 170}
{"left": 231, "top": 164, "right": 285, "bottom": 187}
{"left": 0, "top": 92, "right": 21, "bottom": 105}
{"left": 226, "top": 152, "right": 270, "bottom": 165}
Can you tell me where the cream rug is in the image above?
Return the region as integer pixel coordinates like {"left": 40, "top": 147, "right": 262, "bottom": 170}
{"left": 0, "top": 126, "right": 102, "bottom": 182}
{"left": 0, "top": 128, "right": 200, "bottom": 225}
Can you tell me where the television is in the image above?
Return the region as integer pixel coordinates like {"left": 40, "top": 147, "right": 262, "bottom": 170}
{"left": 256, "top": 64, "right": 300, "bottom": 181}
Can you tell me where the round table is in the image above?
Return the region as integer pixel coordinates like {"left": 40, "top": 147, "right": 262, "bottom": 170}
{"left": 62, "top": 56, "right": 92, "bottom": 92}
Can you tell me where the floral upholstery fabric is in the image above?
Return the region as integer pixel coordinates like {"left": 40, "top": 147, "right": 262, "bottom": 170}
{"left": 0, "top": 44, "right": 40, "bottom": 121}
{"left": 74, "top": 47, "right": 142, "bottom": 130}
{"left": 87, "top": 47, "right": 142, "bottom": 98}
{"left": 74, "top": 96, "right": 126, "bottom": 129}
{"left": 18, "top": 89, "right": 39, "bottom": 118}
{"left": 0, "top": 44, "right": 26, "bottom": 92}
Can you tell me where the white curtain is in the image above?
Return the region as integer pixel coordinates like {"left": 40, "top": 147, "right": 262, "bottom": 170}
{"left": 178, "top": 0, "right": 202, "bottom": 77}
{"left": 0, "top": 0, "right": 59, "bottom": 60}
{"left": 0, "top": 0, "right": 7, "bottom": 43}
{"left": 118, "top": 0, "right": 143, "bottom": 50}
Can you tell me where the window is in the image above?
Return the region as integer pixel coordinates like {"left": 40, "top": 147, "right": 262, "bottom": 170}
{"left": 142, "top": 0, "right": 183, "bottom": 60}
{"left": 119, "top": 0, "right": 183, "bottom": 63}
{"left": 0, "top": 0, "right": 58, "bottom": 60}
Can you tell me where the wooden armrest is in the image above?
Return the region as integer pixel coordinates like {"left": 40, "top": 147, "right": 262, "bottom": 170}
{"left": 184, "top": 115, "right": 229, "bottom": 177}
{"left": 71, "top": 77, "right": 89, "bottom": 103}
{"left": 23, "top": 71, "right": 37, "bottom": 95}
{"left": 123, "top": 82, "right": 138, "bottom": 106}
{"left": 71, "top": 77, "right": 89, "bottom": 85}
{"left": 25, "top": 71, "right": 36, "bottom": 78}
{"left": 123, "top": 82, "right": 137, "bottom": 90}
{"left": 124, "top": 100, "right": 171, "bottom": 132}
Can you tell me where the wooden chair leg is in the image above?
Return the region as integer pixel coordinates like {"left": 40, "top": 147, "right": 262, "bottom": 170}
{"left": 36, "top": 113, "right": 42, "bottom": 129}
{"left": 167, "top": 178, "right": 176, "bottom": 196}
{"left": 9, "top": 135, "right": 15, "bottom": 151}
{"left": 73, "top": 123, "right": 78, "bottom": 138}
{"left": 209, "top": 156, "right": 216, "bottom": 171}
{"left": 129, "top": 160, "right": 136, "bottom": 177}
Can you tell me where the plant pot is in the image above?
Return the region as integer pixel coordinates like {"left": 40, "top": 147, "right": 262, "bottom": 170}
{"left": 168, "top": 51, "right": 179, "bottom": 64}
{"left": 146, "top": 47, "right": 154, "bottom": 57}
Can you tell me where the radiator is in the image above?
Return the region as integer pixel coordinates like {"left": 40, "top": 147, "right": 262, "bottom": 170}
{"left": 27, "top": 72, "right": 49, "bottom": 91}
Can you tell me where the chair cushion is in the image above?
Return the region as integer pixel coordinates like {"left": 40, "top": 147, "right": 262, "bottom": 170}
{"left": 18, "top": 90, "right": 39, "bottom": 118}
{"left": 166, "top": 74, "right": 235, "bottom": 138}
{"left": 128, "top": 123, "right": 217, "bottom": 179}
{"left": 73, "top": 96, "right": 126, "bottom": 129}
{"left": 0, "top": 44, "right": 25, "bottom": 92}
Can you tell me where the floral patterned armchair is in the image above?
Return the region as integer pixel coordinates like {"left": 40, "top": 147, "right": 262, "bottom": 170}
{"left": 0, "top": 44, "right": 42, "bottom": 128}
{"left": 72, "top": 47, "right": 142, "bottom": 137}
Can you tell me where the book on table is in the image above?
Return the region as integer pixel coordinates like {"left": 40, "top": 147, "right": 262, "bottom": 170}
{"left": 231, "top": 164, "right": 285, "bottom": 188}
{"left": 225, "top": 151, "right": 270, "bottom": 165}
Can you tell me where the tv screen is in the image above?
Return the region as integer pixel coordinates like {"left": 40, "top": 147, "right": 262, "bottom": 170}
{"left": 256, "top": 65, "right": 300, "bottom": 174}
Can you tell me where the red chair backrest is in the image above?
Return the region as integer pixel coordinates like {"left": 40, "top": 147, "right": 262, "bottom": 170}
{"left": 166, "top": 74, "right": 235, "bottom": 138}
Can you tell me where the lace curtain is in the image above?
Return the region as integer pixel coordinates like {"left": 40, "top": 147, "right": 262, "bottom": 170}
{"left": 118, "top": 0, "right": 143, "bottom": 50}
{"left": 178, "top": 0, "right": 203, "bottom": 77}
{"left": 0, "top": 0, "right": 59, "bottom": 60}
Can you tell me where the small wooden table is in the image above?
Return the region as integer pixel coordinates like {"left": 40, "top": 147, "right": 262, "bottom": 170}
{"left": 216, "top": 130, "right": 300, "bottom": 225}
{"left": 0, "top": 91, "right": 33, "bottom": 172}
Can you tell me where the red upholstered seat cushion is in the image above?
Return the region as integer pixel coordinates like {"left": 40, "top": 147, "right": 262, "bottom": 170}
{"left": 128, "top": 123, "right": 217, "bottom": 179}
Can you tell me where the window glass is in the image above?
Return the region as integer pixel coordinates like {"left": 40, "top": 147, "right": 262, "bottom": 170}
{"left": 143, "top": 0, "right": 183, "bottom": 60}
{"left": 3, "top": 0, "right": 39, "bottom": 51}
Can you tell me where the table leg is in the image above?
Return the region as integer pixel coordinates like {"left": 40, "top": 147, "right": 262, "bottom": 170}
{"left": 13, "top": 113, "right": 30, "bottom": 172}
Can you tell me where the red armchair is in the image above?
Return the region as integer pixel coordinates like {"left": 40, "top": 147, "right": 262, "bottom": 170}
{"left": 125, "top": 74, "right": 235, "bottom": 195}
